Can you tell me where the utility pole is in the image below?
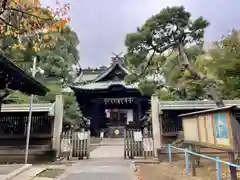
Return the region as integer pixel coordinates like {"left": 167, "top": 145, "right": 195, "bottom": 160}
{"left": 24, "top": 56, "right": 44, "bottom": 164}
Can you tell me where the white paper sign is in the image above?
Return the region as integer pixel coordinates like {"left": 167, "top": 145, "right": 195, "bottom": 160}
{"left": 143, "top": 138, "right": 153, "bottom": 151}
{"left": 134, "top": 131, "right": 142, "bottom": 141}
{"left": 100, "top": 132, "right": 104, "bottom": 138}
{"left": 61, "top": 138, "right": 72, "bottom": 152}
{"left": 78, "top": 132, "right": 88, "bottom": 140}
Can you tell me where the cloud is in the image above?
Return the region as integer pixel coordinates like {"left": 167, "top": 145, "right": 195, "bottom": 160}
{"left": 41, "top": 0, "right": 240, "bottom": 67}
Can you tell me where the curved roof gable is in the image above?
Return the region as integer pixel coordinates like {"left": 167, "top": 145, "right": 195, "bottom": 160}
{"left": 93, "top": 61, "right": 130, "bottom": 82}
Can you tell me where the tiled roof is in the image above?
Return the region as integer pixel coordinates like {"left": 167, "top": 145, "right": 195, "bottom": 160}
{"left": 93, "top": 63, "right": 130, "bottom": 82}
{"left": 73, "top": 81, "right": 138, "bottom": 90}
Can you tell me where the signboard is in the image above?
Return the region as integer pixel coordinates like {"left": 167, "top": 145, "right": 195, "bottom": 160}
{"left": 214, "top": 113, "right": 231, "bottom": 146}
{"left": 180, "top": 106, "right": 236, "bottom": 151}
{"left": 134, "top": 131, "right": 142, "bottom": 141}
{"left": 182, "top": 117, "right": 199, "bottom": 142}
{"left": 143, "top": 138, "right": 153, "bottom": 151}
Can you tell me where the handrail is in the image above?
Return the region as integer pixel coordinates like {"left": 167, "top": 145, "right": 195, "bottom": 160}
{"left": 168, "top": 144, "right": 240, "bottom": 180}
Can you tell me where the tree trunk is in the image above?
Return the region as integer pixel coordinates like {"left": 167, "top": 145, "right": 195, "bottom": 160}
{"left": 178, "top": 44, "right": 224, "bottom": 107}
{"left": 178, "top": 43, "right": 237, "bottom": 180}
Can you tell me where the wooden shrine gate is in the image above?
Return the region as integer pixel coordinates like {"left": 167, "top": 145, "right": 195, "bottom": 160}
{"left": 60, "top": 130, "right": 90, "bottom": 160}
{"left": 124, "top": 125, "right": 153, "bottom": 159}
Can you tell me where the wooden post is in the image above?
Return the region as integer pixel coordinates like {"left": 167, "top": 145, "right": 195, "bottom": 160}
{"left": 191, "top": 155, "right": 196, "bottom": 176}
{"left": 228, "top": 152, "right": 237, "bottom": 180}
{"left": 189, "top": 144, "right": 196, "bottom": 176}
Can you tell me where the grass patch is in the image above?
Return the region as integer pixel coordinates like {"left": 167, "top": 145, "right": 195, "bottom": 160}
{"left": 36, "top": 168, "right": 64, "bottom": 178}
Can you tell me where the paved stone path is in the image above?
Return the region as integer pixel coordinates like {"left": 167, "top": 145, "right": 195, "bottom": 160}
{"left": 91, "top": 138, "right": 124, "bottom": 158}
{"left": 58, "top": 138, "right": 135, "bottom": 180}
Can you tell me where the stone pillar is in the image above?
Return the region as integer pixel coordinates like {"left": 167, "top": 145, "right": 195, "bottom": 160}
{"left": 151, "top": 95, "right": 162, "bottom": 158}
{"left": 52, "top": 95, "right": 64, "bottom": 158}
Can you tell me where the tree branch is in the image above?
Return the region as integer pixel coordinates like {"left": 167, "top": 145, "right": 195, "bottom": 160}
{"left": 0, "top": 16, "right": 17, "bottom": 29}
{"left": 7, "top": 7, "right": 54, "bottom": 21}
{"left": 0, "top": 0, "right": 8, "bottom": 16}
{"left": 141, "top": 41, "right": 179, "bottom": 76}
{"left": 178, "top": 43, "right": 224, "bottom": 107}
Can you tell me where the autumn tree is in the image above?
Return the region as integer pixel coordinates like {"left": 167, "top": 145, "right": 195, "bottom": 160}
{"left": 0, "top": 0, "right": 71, "bottom": 100}
{"left": 0, "top": 0, "right": 71, "bottom": 62}
{"left": 0, "top": 0, "right": 70, "bottom": 35}
{"left": 0, "top": 0, "right": 84, "bottom": 128}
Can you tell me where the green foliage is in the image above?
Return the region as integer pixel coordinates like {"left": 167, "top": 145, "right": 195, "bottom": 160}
{"left": 124, "top": 6, "right": 215, "bottom": 100}
{"left": 1, "top": 26, "right": 79, "bottom": 81}
{"left": 125, "top": 6, "right": 240, "bottom": 101}
{"left": 204, "top": 30, "right": 240, "bottom": 99}
{"left": 138, "top": 80, "right": 157, "bottom": 96}
{"left": 3, "top": 91, "right": 30, "bottom": 104}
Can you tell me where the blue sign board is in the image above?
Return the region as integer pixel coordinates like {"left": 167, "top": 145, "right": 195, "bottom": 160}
{"left": 214, "top": 113, "right": 229, "bottom": 139}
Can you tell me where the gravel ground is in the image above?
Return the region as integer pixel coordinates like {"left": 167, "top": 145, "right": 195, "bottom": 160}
{"left": 137, "top": 156, "right": 240, "bottom": 180}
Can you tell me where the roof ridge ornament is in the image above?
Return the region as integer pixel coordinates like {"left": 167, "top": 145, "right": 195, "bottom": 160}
{"left": 111, "top": 52, "right": 124, "bottom": 65}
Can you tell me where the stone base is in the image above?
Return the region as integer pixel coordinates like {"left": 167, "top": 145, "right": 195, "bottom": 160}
{"left": 0, "top": 146, "right": 56, "bottom": 164}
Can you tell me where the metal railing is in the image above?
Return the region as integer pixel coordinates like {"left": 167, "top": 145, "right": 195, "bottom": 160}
{"left": 168, "top": 144, "right": 240, "bottom": 180}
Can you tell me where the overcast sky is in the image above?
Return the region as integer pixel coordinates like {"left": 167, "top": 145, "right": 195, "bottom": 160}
{"left": 41, "top": 0, "right": 240, "bottom": 68}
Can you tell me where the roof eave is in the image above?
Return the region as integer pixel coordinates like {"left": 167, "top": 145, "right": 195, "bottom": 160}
{"left": 93, "top": 63, "right": 130, "bottom": 82}
{"left": 0, "top": 55, "right": 49, "bottom": 96}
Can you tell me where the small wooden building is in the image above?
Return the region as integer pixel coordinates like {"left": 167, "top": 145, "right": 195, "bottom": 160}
{"left": 0, "top": 54, "right": 51, "bottom": 163}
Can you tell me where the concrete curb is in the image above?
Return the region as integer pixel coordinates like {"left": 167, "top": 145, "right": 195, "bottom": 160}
{"left": 4, "top": 164, "right": 32, "bottom": 180}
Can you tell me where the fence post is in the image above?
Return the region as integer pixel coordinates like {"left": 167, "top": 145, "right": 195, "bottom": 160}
{"left": 215, "top": 156, "right": 221, "bottom": 180}
{"left": 184, "top": 149, "right": 190, "bottom": 175}
{"left": 168, "top": 144, "right": 172, "bottom": 163}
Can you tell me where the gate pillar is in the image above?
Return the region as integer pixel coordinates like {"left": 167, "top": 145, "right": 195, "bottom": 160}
{"left": 151, "top": 95, "right": 163, "bottom": 158}
{"left": 52, "top": 95, "right": 64, "bottom": 158}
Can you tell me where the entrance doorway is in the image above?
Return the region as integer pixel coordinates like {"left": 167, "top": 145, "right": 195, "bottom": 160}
{"left": 104, "top": 109, "right": 133, "bottom": 137}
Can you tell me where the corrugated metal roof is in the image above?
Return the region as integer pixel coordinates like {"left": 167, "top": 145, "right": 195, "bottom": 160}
{"left": 1, "top": 103, "right": 55, "bottom": 114}
{"left": 73, "top": 81, "right": 138, "bottom": 90}
{"left": 159, "top": 100, "right": 240, "bottom": 110}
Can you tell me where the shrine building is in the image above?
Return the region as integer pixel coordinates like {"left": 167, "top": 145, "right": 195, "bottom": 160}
{"left": 71, "top": 56, "right": 150, "bottom": 137}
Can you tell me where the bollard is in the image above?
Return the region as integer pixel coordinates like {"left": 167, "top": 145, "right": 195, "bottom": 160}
{"left": 184, "top": 149, "right": 190, "bottom": 175}
{"left": 216, "top": 156, "right": 221, "bottom": 180}
{"left": 168, "top": 144, "right": 172, "bottom": 163}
